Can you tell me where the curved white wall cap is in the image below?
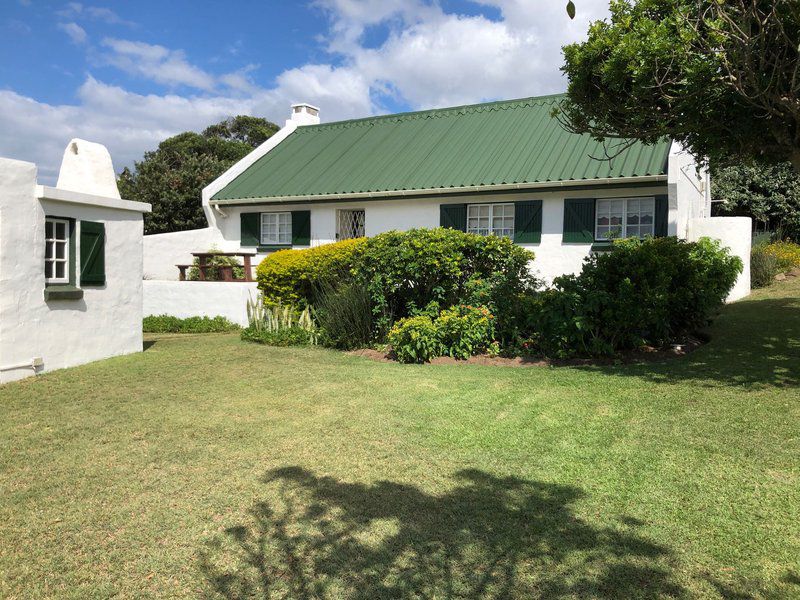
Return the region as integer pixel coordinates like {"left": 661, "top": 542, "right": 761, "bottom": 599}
{"left": 56, "top": 138, "right": 121, "bottom": 199}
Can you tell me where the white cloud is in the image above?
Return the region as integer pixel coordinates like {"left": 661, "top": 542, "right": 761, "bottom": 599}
{"left": 57, "top": 3, "right": 134, "bottom": 26}
{"left": 58, "top": 21, "right": 87, "bottom": 45}
{"left": 3, "top": 1, "right": 611, "bottom": 183}
{"left": 100, "top": 38, "right": 216, "bottom": 91}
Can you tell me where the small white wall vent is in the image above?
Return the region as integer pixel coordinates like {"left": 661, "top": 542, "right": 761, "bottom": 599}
{"left": 288, "top": 103, "right": 320, "bottom": 126}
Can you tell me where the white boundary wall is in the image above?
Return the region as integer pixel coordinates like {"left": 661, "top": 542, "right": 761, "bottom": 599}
{"left": 688, "top": 216, "right": 752, "bottom": 302}
{"left": 143, "top": 281, "right": 258, "bottom": 326}
{"left": 0, "top": 157, "right": 150, "bottom": 384}
{"left": 143, "top": 227, "right": 222, "bottom": 280}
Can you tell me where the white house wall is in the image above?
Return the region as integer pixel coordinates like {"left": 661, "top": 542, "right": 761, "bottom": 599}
{"left": 0, "top": 157, "right": 149, "bottom": 384}
{"left": 209, "top": 185, "right": 669, "bottom": 285}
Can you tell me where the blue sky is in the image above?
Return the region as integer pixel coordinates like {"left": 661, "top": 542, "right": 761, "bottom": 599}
{"left": 0, "top": 0, "right": 609, "bottom": 182}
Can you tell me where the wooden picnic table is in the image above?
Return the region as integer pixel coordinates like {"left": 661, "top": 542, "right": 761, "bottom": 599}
{"left": 177, "top": 251, "right": 256, "bottom": 282}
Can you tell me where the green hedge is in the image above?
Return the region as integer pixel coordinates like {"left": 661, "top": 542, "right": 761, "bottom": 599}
{"left": 143, "top": 315, "right": 240, "bottom": 333}
{"left": 255, "top": 238, "right": 366, "bottom": 307}
{"left": 523, "top": 237, "right": 742, "bottom": 357}
{"left": 354, "top": 228, "right": 535, "bottom": 337}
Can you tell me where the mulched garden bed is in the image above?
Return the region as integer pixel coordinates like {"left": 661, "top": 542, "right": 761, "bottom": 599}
{"left": 348, "top": 334, "right": 707, "bottom": 367}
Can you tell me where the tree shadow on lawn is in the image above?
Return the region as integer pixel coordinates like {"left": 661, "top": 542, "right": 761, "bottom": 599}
{"left": 574, "top": 296, "right": 800, "bottom": 389}
{"left": 199, "top": 467, "right": 686, "bottom": 599}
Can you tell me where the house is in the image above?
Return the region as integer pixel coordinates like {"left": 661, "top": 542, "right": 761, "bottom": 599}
{"left": 0, "top": 140, "right": 151, "bottom": 384}
{"left": 143, "top": 94, "right": 750, "bottom": 313}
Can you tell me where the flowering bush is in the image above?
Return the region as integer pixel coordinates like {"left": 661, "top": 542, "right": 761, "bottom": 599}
{"left": 387, "top": 315, "right": 442, "bottom": 364}
{"left": 437, "top": 305, "right": 495, "bottom": 360}
{"left": 763, "top": 240, "right": 800, "bottom": 272}
{"left": 388, "top": 305, "right": 496, "bottom": 363}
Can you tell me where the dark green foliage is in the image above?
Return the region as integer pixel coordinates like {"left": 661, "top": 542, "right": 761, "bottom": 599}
{"left": 559, "top": 0, "right": 800, "bottom": 169}
{"left": 240, "top": 326, "right": 314, "bottom": 347}
{"left": 143, "top": 315, "right": 240, "bottom": 334}
{"left": 354, "top": 228, "right": 536, "bottom": 337}
{"left": 525, "top": 237, "right": 742, "bottom": 357}
{"left": 201, "top": 115, "right": 279, "bottom": 148}
{"left": 750, "top": 246, "right": 779, "bottom": 288}
{"left": 314, "top": 282, "right": 375, "bottom": 350}
{"left": 712, "top": 162, "right": 800, "bottom": 239}
{"left": 118, "top": 116, "right": 279, "bottom": 234}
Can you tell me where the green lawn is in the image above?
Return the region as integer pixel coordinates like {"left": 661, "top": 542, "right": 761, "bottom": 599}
{"left": 1, "top": 280, "right": 799, "bottom": 599}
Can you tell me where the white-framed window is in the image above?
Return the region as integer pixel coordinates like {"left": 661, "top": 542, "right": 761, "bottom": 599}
{"left": 466, "top": 203, "right": 515, "bottom": 238}
{"left": 595, "top": 197, "right": 655, "bottom": 241}
{"left": 44, "top": 218, "right": 70, "bottom": 283}
{"left": 260, "top": 212, "right": 292, "bottom": 245}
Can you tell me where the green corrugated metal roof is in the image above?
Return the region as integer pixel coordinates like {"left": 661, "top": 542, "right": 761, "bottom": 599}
{"left": 212, "top": 94, "right": 670, "bottom": 203}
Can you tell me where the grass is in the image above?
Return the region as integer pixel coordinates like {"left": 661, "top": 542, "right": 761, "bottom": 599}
{"left": 1, "top": 280, "right": 799, "bottom": 599}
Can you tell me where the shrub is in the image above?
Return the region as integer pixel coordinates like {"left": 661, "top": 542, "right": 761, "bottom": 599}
{"left": 527, "top": 237, "right": 742, "bottom": 357}
{"left": 751, "top": 245, "right": 779, "bottom": 288}
{"left": 387, "top": 316, "right": 442, "bottom": 364}
{"left": 240, "top": 326, "right": 314, "bottom": 346}
{"left": 353, "top": 228, "right": 535, "bottom": 338}
{"left": 437, "top": 305, "right": 495, "bottom": 360}
{"left": 143, "top": 314, "right": 239, "bottom": 333}
{"left": 314, "top": 281, "right": 374, "bottom": 350}
{"left": 188, "top": 249, "right": 244, "bottom": 281}
{"left": 763, "top": 240, "right": 800, "bottom": 272}
{"left": 256, "top": 238, "right": 366, "bottom": 307}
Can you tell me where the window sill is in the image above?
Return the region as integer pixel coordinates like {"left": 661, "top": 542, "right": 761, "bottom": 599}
{"left": 44, "top": 285, "right": 84, "bottom": 301}
{"left": 590, "top": 242, "right": 614, "bottom": 251}
{"left": 256, "top": 244, "right": 293, "bottom": 252}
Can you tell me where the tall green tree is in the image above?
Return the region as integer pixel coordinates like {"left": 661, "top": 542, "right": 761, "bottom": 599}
{"left": 559, "top": 0, "right": 800, "bottom": 169}
{"left": 712, "top": 162, "right": 800, "bottom": 239}
{"left": 119, "top": 116, "right": 279, "bottom": 234}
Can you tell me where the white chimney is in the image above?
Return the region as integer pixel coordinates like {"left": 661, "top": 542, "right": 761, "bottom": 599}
{"left": 287, "top": 103, "right": 320, "bottom": 127}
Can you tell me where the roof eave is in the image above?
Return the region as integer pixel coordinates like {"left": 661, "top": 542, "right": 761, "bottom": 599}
{"left": 209, "top": 175, "right": 668, "bottom": 206}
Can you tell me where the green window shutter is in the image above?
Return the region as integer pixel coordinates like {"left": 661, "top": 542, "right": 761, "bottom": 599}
{"left": 654, "top": 195, "right": 669, "bottom": 237}
{"left": 563, "top": 198, "right": 595, "bottom": 243}
{"left": 291, "top": 210, "right": 311, "bottom": 246}
{"left": 440, "top": 204, "right": 467, "bottom": 231}
{"left": 80, "top": 221, "right": 105, "bottom": 286}
{"left": 240, "top": 212, "right": 261, "bottom": 246}
{"left": 514, "top": 200, "right": 542, "bottom": 244}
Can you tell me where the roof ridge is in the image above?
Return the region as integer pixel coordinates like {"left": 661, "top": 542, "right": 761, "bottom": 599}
{"left": 297, "top": 93, "right": 567, "bottom": 131}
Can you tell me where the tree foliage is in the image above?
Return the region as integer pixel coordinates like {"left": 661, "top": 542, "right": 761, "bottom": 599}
{"left": 559, "top": 0, "right": 800, "bottom": 169}
{"left": 118, "top": 116, "right": 279, "bottom": 234}
{"left": 712, "top": 162, "right": 800, "bottom": 239}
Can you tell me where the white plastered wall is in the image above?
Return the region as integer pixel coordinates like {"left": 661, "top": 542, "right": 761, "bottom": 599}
{"left": 207, "top": 184, "right": 669, "bottom": 284}
{"left": 143, "top": 281, "right": 258, "bottom": 325}
{"left": 0, "top": 157, "right": 150, "bottom": 384}
{"left": 143, "top": 227, "right": 223, "bottom": 280}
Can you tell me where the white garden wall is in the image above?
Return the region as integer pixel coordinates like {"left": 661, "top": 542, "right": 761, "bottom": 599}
{"left": 143, "top": 281, "right": 258, "bottom": 326}
{"left": 143, "top": 227, "right": 222, "bottom": 280}
{"left": 0, "top": 153, "right": 150, "bottom": 384}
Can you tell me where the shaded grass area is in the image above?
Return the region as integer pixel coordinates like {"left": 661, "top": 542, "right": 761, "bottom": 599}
{"left": 1, "top": 281, "right": 799, "bottom": 598}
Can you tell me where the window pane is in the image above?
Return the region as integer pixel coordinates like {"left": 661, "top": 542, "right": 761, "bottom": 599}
{"left": 46, "top": 221, "right": 54, "bottom": 238}
{"left": 55, "top": 221, "right": 66, "bottom": 240}
{"left": 55, "top": 261, "right": 65, "bottom": 278}
{"left": 45, "top": 241, "right": 53, "bottom": 259}
{"left": 479, "top": 205, "right": 489, "bottom": 217}
{"left": 55, "top": 241, "right": 66, "bottom": 259}
{"left": 627, "top": 214, "right": 639, "bottom": 225}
